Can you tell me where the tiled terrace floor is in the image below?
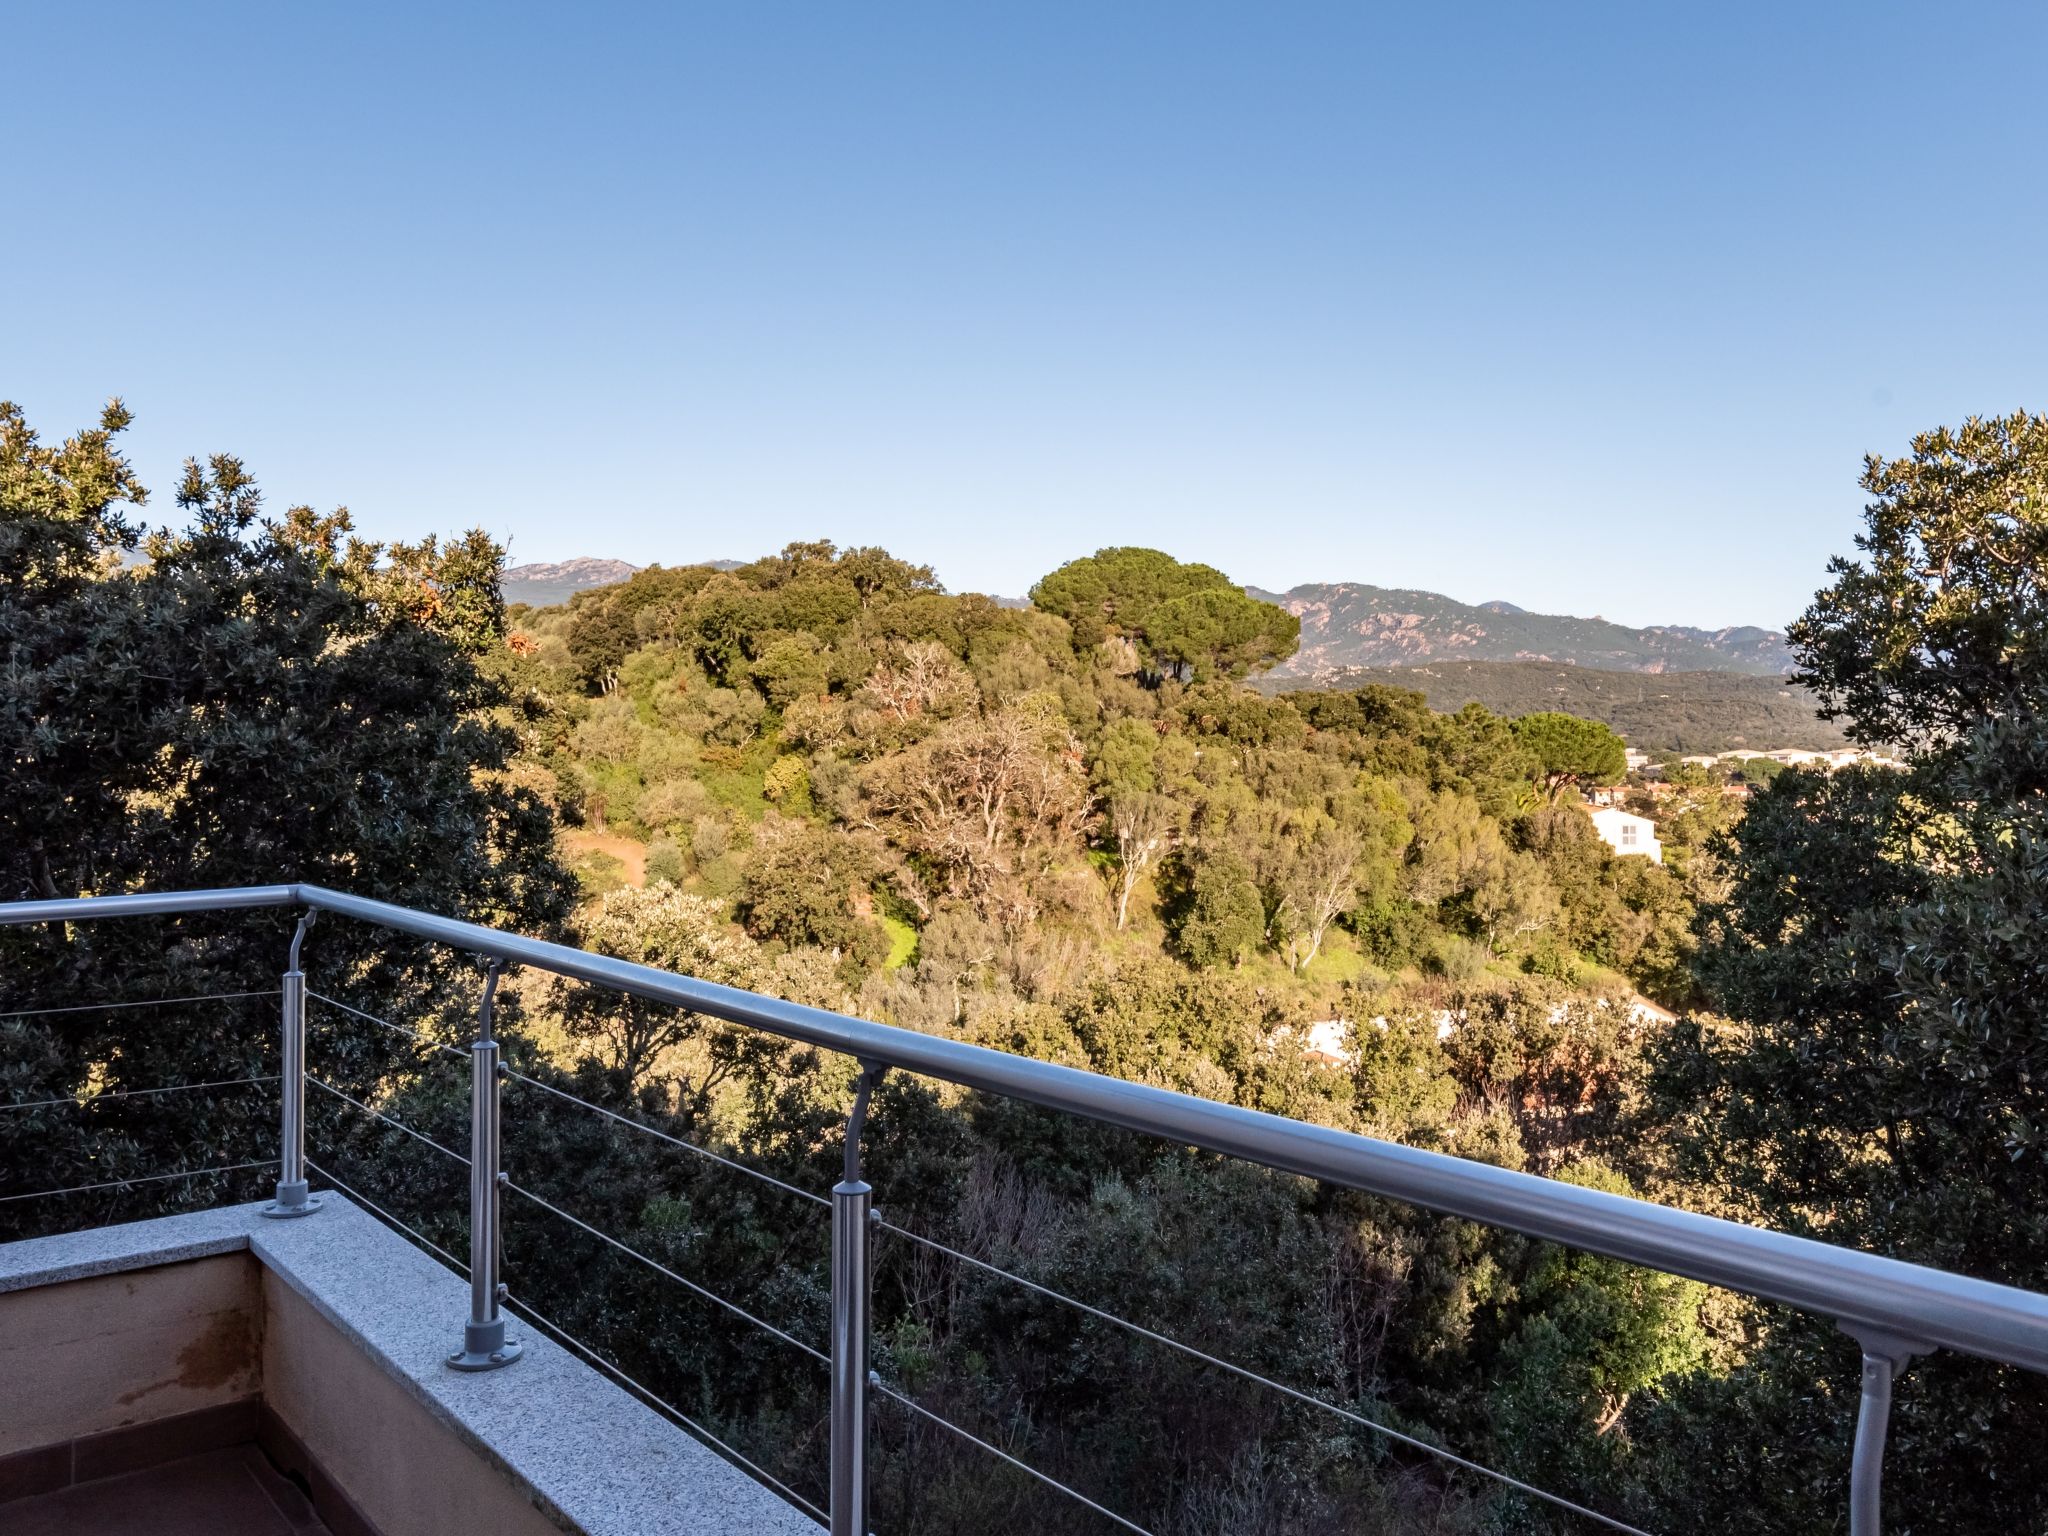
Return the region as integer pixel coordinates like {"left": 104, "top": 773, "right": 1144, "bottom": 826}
{"left": 2, "top": 1445, "right": 329, "bottom": 1536}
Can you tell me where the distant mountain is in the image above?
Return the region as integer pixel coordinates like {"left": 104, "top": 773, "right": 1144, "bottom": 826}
{"left": 1256, "top": 659, "right": 1843, "bottom": 753}
{"left": 503, "top": 558, "right": 748, "bottom": 608}
{"left": 1250, "top": 583, "right": 1794, "bottom": 679}
{"left": 504, "top": 559, "right": 642, "bottom": 607}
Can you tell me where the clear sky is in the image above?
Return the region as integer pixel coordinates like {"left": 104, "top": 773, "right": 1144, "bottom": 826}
{"left": 7, "top": 3, "right": 2043, "bottom": 629}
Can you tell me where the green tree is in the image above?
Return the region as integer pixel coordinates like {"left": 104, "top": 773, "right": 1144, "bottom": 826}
{"left": 749, "top": 635, "right": 828, "bottom": 709}
{"left": 1171, "top": 849, "right": 1266, "bottom": 968}
{"left": 1030, "top": 546, "right": 1233, "bottom": 646}
{"left": 1268, "top": 824, "right": 1364, "bottom": 973}
{"left": 1470, "top": 849, "right": 1559, "bottom": 955}
{"left": 1512, "top": 711, "right": 1627, "bottom": 802}
{"left": 566, "top": 592, "right": 639, "bottom": 693}
{"left": 0, "top": 402, "right": 572, "bottom": 1237}
{"left": 1143, "top": 585, "right": 1301, "bottom": 682}
{"left": 1030, "top": 546, "right": 1297, "bottom": 680}
{"left": 563, "top": 884, "right": 764, "bottom": 1086}
{"left": 838, "top": 544, "right": 940, "bottom": 609}
{"left": 1790, "top": 410, "right": 2048, "bottom": 749}
{"left": 735, "top": 819, "right": 886, "bottom": 970}
{"left": 1648, "top": 414, "right": 2048, "bottom": 1533}
{"left": 1492, "top": 1162, "right": 1708, "bottom": 1482}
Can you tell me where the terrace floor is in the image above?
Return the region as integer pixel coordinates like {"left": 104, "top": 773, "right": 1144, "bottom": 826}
{"left": 3, "top": 1445, "right": 330, "bottom": 1536}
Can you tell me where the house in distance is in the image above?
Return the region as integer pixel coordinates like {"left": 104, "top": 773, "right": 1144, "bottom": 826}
{"left": 1586, "top": 805, "right": 1663, "bottom": 862}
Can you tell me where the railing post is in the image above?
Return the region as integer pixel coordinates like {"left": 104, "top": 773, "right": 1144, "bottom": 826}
{"left": 449, "top": 961, "right": 520, "bottom": 1372}
{"left": 263, "top": 912, "right": 321, "bottom": 1219}
{"left": 832, "top": 1063, "right": 884, "bottom": 1536}
{"left": 1842, "top": 1326, "right": 1927, "bottom": 1536}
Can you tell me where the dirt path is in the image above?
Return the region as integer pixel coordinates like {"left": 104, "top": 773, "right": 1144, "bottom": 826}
{"left": 561, "top": 829, "right": 649, "bottom": 886}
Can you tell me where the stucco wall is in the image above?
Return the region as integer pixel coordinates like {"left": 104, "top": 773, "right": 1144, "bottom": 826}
{"left": 0, "top": 1253, "right": 261, "bottom": 1455}
{"left": 260, "top": 1269, "right": 560, "bottom": 1536}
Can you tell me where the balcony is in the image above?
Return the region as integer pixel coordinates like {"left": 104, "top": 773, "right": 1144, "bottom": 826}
{"left": 0, "top": 1191, "right": 815, "bottom": 1536}
{"left": 4, "top": 884, "right": 2047, "bottom": 1536}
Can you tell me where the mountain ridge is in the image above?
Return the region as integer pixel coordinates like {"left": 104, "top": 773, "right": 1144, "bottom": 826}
{"left": 1251, "top": 582, "right": 1793, "bottom": 678}
{"left": 1255, "top": 659, "right": 1841, "bottom": 752}
{"left": 504, "top": 558, "right": 643, "bottom": 607}
{"left": 503, "top": 557, "right": 1795, "bottom": 678}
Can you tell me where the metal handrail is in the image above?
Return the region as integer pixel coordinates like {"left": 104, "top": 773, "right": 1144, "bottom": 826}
{"left": 56, "top": 880, "right": 2032, "bottom": 1371}
{"left": 8, "top": 882, "right": 2048, "bottom": 1536}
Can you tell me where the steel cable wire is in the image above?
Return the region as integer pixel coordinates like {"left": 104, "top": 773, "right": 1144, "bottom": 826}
{"left": 301, "top": 1162, "right": 827, "bottom": 1524}
{"left": 305, "top": 1158, "right": 469, "bottom": 1274}
{"left": 300, "top": 976, "right": 1643, "bottom": 1530}
{"left": 873, "top": 1217, "right": 1655, "bottom": 1536}
{"left": 0, "top": 1075, "right": 281, "bottom": 1113}
{"left": 871, "top": 1379, "right": 1155, "bottom": 1535}
{"left": 311, "top": 995, "right": 822, "bottom": 1206}
{"left": 307, "top": 991, "right": 469, "bottom": 1061}
{"left": 501, "top": 1290, "right": 829, "bottom": 1526}
{"left": 306, "top": 1077, "right": 471, "bottom": 1166}
{"left": 0, "top": 1160, "right": 280, "bottom": 1203}
{"left": 502, "top": 1177, "right": 829, "bottom": 1366}
{"left": 0, "top": 990, "right": 280, "bottom": 1020}
{"left": 498, "top": 1065, "right": 831, "bottom": 1209}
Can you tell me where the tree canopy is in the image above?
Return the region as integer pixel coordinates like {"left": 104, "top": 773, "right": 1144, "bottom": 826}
{"left": 1648, "top": 411, "right": 2048, "bottom": 1533}
{"left": 1030, "top": 545, "right": 1299, "bottom": 680}
{"left": 1, "top": 401, "right": 573, "bottom": 1255}
{"left": 1512, "top": 711, "right": 1628, "bottom": 800}
{"left": 20, "top": 396, "right": 2040, "bottom": 1533}
{"left": 1790, "top": 410, "right": 2048, "bottom": 749}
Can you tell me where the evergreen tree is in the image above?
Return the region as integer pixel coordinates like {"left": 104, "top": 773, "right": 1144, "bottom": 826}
{"left": 1648, "top": 413, "right": 2048, "bottom": 1534}
{"left": 0, "top": 402, "right": 572, "bottom": 1237}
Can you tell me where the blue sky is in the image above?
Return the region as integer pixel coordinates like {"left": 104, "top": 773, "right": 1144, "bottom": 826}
{"left": 7, "top": 3, "right": 2042, "bottom": 628}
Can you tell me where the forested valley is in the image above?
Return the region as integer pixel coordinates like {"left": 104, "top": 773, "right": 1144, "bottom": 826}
{"left": 5, "top": 401, "right": 2046, "bottom": 1534}
{"left": 1259, "top": 660, "right": 1848, "bottom": 755}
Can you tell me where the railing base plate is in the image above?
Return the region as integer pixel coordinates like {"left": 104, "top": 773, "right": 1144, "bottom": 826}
{"left": 447, "top": 1340, "right": 523, "bottom": 1372}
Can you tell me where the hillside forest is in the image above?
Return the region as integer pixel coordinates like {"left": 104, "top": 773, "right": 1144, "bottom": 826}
{"left": 521, "top": 541, "right": 1710, "bottom": 1014}
{"left": 4, "top": 402, "right": 2046, "bottom": 1535}
{"left": 1259, "top": 660, "right": 1848, "bottom": 755}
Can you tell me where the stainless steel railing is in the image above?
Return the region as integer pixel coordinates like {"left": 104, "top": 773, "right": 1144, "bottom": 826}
{"left": 7, "top": 882, "right": 2048, "bottom": 1536}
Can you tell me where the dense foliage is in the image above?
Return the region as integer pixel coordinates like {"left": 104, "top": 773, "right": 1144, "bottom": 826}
{"left": 1262, "top": 660, "right": 1848, "bottom": 753}
{"left": 0, "top": 401, "right": 573, "bottom": 1240}
{"left": 6, "top": 401, "right": 2042, "bottom": 1534}
{"left": 1650, "top": 410, "right": 2048, "bottom": 1534}
{"left": 1791, "top": 411, "right": 2048, "bottom": 749}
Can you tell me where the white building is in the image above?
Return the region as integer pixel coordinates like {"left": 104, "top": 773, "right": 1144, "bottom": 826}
{"left": 1300, "top": 1019, "right": 1354, "bottom": 1068}
{"left": 1587, "top": 805, "right": 1663, "bottom": 863}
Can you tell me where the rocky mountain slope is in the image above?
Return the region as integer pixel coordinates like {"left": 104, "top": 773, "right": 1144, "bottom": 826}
{"left": 503, "top": 558, "right": 643, "bottom": 607}
{"left": 508, "top": 559, "right": 1794, "bottom": 681}
{"left": 1250, "top": 583, "right": 1793, "bottom": 678}
{"left": 1257, "top": 659, "right": 1841, "bottom": 752}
